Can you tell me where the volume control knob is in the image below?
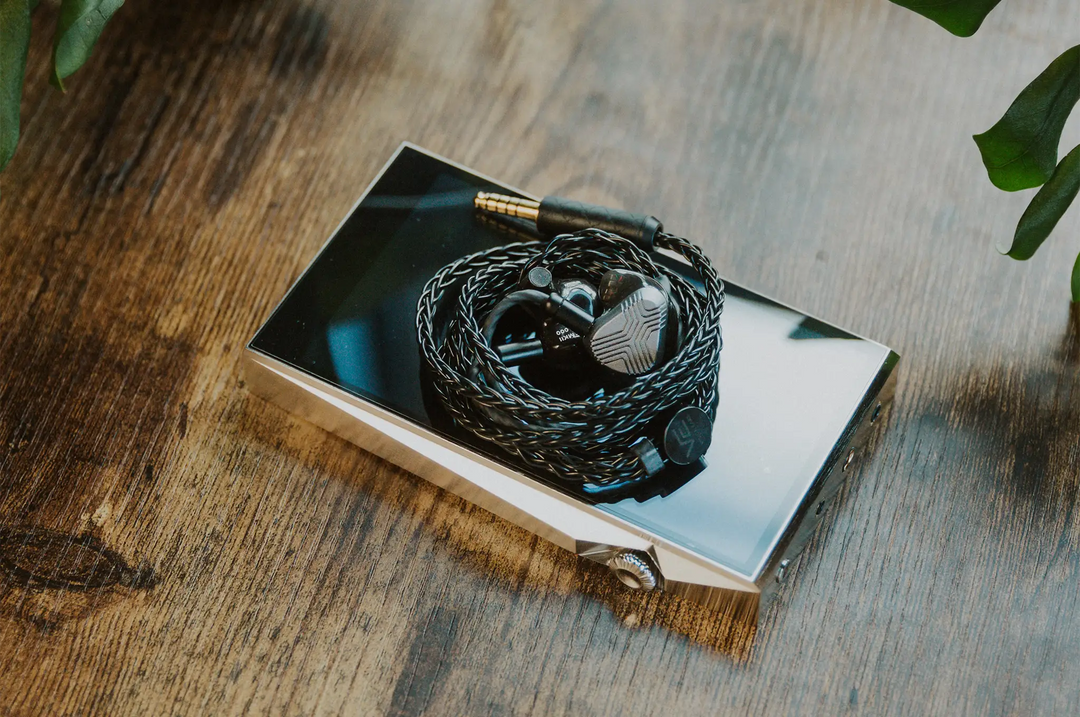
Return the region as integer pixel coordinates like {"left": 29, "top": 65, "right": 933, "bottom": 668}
{"left": 607, "top": 551, "right": 659, "bottom": 592}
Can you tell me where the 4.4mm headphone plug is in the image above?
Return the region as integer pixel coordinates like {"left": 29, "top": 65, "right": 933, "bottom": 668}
{"left": 475, "top": 192, "right": 664, "bottom": 252}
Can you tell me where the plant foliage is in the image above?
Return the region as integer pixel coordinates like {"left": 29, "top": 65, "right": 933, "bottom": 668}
{"left": 0, "top": 0, "right": 123, "bottom": 181}
{"left": 1006, "top": 145, "right": 1080, "bottom": 263}
{"left": 51, "top": 0, "right": 124, "bottom": 91}
{"left": 889, "top": 0, "right": 1002, "bottom": 37}
{"left": 1073, "top": 251, "right": 1080, "bottom": 303}
{"left": 895, "top": 0, "right": 1079, "bottom": 302}
{"left": 974, "top": 46, "right": 1079, "bottom": 192}
{"left": 0, "top": 0, "right": 31, "bottom": 173}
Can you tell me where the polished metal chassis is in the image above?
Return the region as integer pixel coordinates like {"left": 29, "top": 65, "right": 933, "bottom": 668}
{"left": 244, "top": 143, "right": 898, "bottom": 622}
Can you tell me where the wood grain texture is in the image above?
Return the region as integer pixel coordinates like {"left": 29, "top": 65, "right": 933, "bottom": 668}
{"left": 1, "top": 0, "right": 1078, "bottom": 714}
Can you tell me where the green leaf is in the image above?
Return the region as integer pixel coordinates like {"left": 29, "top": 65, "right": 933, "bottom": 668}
{"left": 1004, "top": 144, "right": 1080, "bottom": 260}
{"left": 51, "top": 0, "right": 124, "bottom": 91}
{"left": 0, "top": 0, "right": 31, "bottom": 173}
{"left": 889, "top": 0, "right": 1002, "bottom": 37}
{"left": 974, "top": 46, "right": 1080, "bottom": 192}
{"left": 1072, "top": 251, "right": 1080, "bottom": 303}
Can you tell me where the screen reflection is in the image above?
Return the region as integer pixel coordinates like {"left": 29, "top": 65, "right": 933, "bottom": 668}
{"left": 252, "top": 147, "right": 892, "bottom": 577}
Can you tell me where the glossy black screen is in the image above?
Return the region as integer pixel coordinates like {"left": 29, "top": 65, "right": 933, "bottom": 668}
{"left": 251, "top": 145, "right": 893, "bottom": 577}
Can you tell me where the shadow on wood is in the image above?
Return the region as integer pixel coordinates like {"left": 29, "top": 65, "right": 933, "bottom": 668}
{"left": 236, "top": 389, "right": 760, "bottom": 659}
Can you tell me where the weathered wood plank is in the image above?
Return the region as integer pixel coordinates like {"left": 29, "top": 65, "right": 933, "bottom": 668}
{"left": 1, "top": 0, "right": 1077, "bottom": 714}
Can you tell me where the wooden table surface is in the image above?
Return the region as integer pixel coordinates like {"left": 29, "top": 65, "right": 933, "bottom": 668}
{"left": 2, "top": 0, "right": 1078, "bottom": 714}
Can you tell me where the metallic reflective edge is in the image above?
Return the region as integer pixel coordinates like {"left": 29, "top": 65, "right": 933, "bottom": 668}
{"left": 241, "top": 346, "right": 897, "bottom": 623}
{"left": 242, "top": 142, "right": 900, "bottom": 622}
{"left": 755, "top": 352, "right": 899, "bottom": 610}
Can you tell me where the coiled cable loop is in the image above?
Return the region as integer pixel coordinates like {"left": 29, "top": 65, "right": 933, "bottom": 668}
{"left": 416, "top": 229, "right": 723, "bottom": 488}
